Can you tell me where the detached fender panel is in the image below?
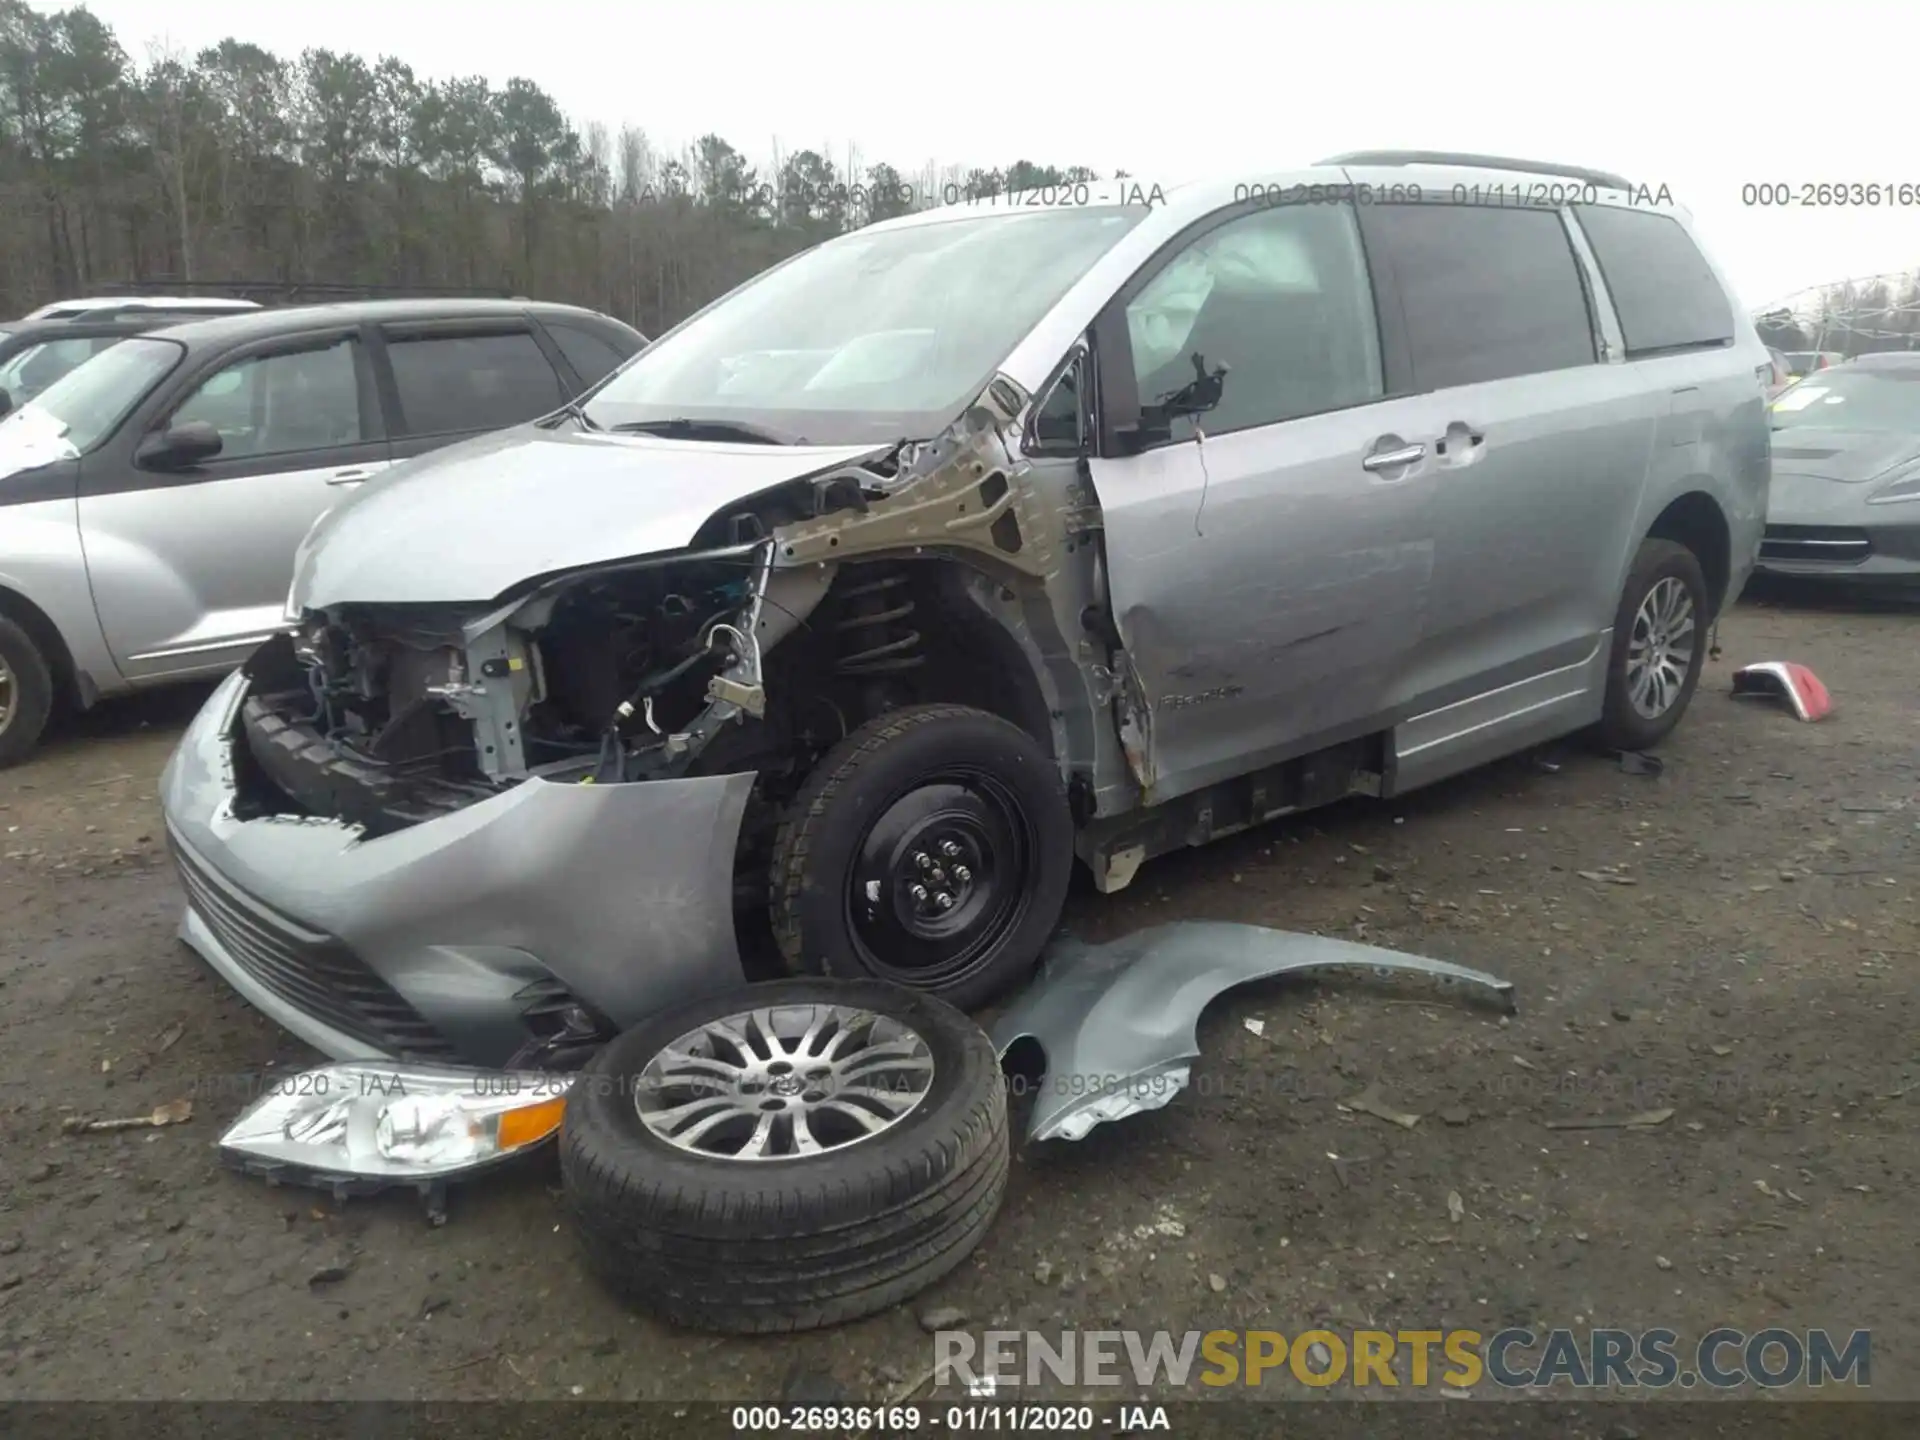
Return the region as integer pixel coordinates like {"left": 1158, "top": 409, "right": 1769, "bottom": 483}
{"left": 989, "top": 922, "right": 1516, "bottom": 1142}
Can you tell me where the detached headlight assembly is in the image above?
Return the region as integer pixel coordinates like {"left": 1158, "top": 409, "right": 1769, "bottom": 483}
{"left": 219, "top": 1063, "right": 573, "bottom": 1192}
{"left": 1868, "top": 460, "right": 1920, "bottom": 505}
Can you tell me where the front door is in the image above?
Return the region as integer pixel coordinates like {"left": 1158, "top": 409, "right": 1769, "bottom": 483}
{"left": 1085, "top": 197, "right": 1439, "bottom": 803}
{"left": 81, "top": 331, "right": 389, "bottom": 678}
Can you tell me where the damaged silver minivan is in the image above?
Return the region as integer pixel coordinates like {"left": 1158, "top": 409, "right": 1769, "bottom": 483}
{"left": 161, "top": 153, "right": 1768, "bottom": 1070}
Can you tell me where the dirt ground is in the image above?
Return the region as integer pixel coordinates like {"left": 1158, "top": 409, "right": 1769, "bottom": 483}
{"left": 0, "top": 583, "right": 1914, "bottom": 1407}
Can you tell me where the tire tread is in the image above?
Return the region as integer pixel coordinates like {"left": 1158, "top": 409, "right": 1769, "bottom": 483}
{"left": 0, "top": 614, "right": 54, "bottom": 770}
{"left": 558, "top": 977, "right": 1012, "bottom": 1335}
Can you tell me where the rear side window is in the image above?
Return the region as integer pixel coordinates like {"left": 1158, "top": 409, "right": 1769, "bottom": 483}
{"left": 384, "top": 329, "right": 566, "bottom": 436}
{"left": 545, "top": 322, "right": 631, "bottom": 388}
{"left": 1572, "top": 205, "right": 1734, "bottom": 357}
{"left": 1361, "top": 203, "right": 1596, "bottom": 391}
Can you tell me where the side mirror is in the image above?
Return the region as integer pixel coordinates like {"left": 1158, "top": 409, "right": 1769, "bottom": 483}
{"left": 1158, "top": 351, "right": 1230, "bottom": 421}
{"left": 0, "top": 389, "right": 12, "bottom": 420}
{"left": 1117, "top": 352, "right": 1230, "bottom": 455}
{"left": 1114, "top": 415, "right": 1174, "bottom": 455}
{"left": 137, "top": 419, "right": 223, "bottom": 470}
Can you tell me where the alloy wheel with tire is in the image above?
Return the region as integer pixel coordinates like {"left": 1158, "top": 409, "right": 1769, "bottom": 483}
{"left": 771, "top": 704, "right": 1074, "bottom": 1013}
{"left": 559, "top": 977, "right": 1010, "bottom": 1334}
{"left": 1597, "top": 537, "right": 1710, "bottom": 752}
{"left": 0, "top": 614, "right": 54, "bottom": 770}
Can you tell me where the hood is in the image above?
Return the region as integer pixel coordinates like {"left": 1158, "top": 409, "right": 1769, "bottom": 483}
{"left": 1768, "top": 428, "right": 1920, "bottom": 484}
{"left": 290, "top": 423, "right": 891, "bottom": 609}
{"left": 0, "top": 407, "right": 79, "bottom": 483}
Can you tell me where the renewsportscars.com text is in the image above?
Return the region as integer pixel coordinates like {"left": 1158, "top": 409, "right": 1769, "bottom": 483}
{"left": 934, "top": 1326, "right": 1870, "bottom": 1390}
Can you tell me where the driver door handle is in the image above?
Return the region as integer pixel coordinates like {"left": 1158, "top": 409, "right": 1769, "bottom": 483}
{"left": 1362, "top": 443, "right": 1425, "bottom": 473}
{"left": 327, "top": 467, "right": 375, "bottom": 487}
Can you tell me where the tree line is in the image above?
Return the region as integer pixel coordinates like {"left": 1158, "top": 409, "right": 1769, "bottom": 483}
{"left": 0, "top": 0, "right": 1105, "bottom": 333}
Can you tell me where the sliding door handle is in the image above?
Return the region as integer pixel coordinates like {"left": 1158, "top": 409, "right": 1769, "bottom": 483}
{"left": 1361, "top": 443, "right": 1425, "bottom": 473}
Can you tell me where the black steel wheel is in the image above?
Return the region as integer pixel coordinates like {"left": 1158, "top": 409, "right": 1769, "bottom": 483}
{"left": 772, "top": 705, "right": 1072, "bottom": 1013}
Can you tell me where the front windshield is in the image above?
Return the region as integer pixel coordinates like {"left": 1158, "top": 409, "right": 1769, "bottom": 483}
{"left": 1771, "top": 366, "right": 1920, "bottom": 432}
{"left": 2, "top": 336, "right": 184, "bottom": 452}
{"left": 583, "top": 206, "right": 1147, "bottom": 445}
{"left": 0, "top": 337, "right": 107, "bottom": 407}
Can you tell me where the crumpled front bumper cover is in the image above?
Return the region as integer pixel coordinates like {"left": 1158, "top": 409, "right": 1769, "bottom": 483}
{"left": 160, "top": 669, "right": 754, "bottom": 1068}
{"left": 990, "top": 922, "right": 1516, "bottom": 1142}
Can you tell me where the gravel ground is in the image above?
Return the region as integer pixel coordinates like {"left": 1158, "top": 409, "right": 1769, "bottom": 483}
{"left": 0, "top": 586, "right": 1914, "bottom": 1404}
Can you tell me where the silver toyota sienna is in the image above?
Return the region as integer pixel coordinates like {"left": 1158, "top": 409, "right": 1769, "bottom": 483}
{"left": 160, "top": 153, "right": 1770, "bottom": 1070}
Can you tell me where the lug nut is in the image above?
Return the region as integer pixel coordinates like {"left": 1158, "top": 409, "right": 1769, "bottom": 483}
{"left": 914, "top": 851, "right": 932, "bottom": 869}
{"left": 953, "top": 865, "right": 971, "bottom": 883}
{"left": 909, "top": 883, "right": 929, "bottom": 902}
{"left": 934, "top": 892, "right": 955, "bottom": 910}
{"left": 940, "top": 840, "right": 962, "bottom": 858}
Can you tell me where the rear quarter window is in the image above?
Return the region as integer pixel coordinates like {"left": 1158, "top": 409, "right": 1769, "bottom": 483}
{"left": 1572, "top": 205, "right": 1735, "bottom": 357}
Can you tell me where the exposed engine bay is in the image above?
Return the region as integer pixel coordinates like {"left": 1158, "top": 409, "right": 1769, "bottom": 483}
{"left": 233, "top": 377, "right": 1081, "bottom": 853}
{"left": 247, "top": 554, "right": 970, "bottom": 828}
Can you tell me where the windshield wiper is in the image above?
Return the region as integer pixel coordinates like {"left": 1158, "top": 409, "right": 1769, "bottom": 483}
{"left": 609, "top": 416, "right": 800, "bottom": 445}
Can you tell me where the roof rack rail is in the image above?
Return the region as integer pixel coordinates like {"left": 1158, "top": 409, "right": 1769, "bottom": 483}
{"left": 97, "top": 279, "right": 520, "bottom": 305}
{"left": 43, "top": 301, "right": 260, "bottom": 323}
{"left": 1317, "top": 151, "right": 1633, "bottom": 193}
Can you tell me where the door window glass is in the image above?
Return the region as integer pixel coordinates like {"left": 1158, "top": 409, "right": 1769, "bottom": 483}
{"left": 1031, "top": 356, "right": 1086, "bottom": 448}
{"left": 169, "top": 339, "right": 364, "bottom": 459}
{"left": 386, "top": 330, "right": 565, "bottom": 436}
{"left": 1123, "top": 202, "right": 1384, "bottom": 441}
{"left": 1364, "top": 203, "right": 1597, "bottom": 390}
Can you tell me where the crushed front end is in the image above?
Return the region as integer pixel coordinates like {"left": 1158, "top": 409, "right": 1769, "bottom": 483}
{"left": 163, "top": 654, "right": 757, "bottom": 1070}
{"left": 161, "top": 376, "right": 1083, "bottom": 1073}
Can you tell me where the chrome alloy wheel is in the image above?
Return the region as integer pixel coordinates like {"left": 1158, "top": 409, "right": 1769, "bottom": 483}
{"left": 1625, "top": 575, "right": 1696, "bottom": 721}
{"left": 633, "top": 1003, "right": 934, "bottom": 1160}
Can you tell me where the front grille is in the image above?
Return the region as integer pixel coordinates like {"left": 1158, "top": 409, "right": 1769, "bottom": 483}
{"left": 170, "top": 830, "right": 458, "bottom": 1059}
{"left": 1760, "top": 525, "right": 1872, "bottom": 565}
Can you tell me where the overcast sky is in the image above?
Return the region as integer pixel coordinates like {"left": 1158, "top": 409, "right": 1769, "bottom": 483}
{"left": 78, "top": 0, "right": 1920, "bottom": 309}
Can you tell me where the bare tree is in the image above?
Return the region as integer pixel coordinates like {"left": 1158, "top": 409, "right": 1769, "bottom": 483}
{"left": 0, "top": 0, "right": 1106, "bottom": 332}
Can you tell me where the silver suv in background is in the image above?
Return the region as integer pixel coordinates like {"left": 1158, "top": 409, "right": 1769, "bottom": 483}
{"left": 0, "top": 298, "right": 646, "bottom": 765}
{"left": 161, "top": 153, "right": 1768, "bottom": 1071}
